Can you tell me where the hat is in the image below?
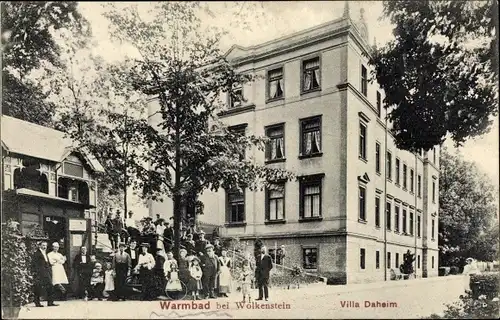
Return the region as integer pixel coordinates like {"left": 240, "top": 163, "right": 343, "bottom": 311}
{"left": 118, "top": 243, "right": 126, "bottom": 248}
{"left": 189, "top": 256, "right": 200, "bottom": 263}
{"left": 466, "top": 257, "right": 474, "bottom": 262}
{"left": 180, "top": 248, "right": 187, "bottom": 254}
{"left": 95, "top": 262, "right": 102, "bottom": 267}
{"left": 140, "top": 242, "right": 150, "bottom": 248}
{"left": 205, "top": 244, "right": 214, "bottom": 250}
{"left": 145, "top": 217, "right": 153, "bottom": 221}
{"left": 199, "top": 230, "right": 205, "bottom": 235}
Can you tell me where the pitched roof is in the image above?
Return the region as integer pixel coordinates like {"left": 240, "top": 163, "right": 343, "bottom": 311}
{"left": 1, "top": 115, "right": 104, "bottom": 173}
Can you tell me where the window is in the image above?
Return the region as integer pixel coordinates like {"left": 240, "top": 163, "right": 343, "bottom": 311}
{"left": 300, "top": 175, "right": 323, "bottom": 219}
{"left": 403, "top": 164, "right": 408, "bottom": 189}
{"left": 360, "top": 248, "right": 366, "bottom": 270}
{"left": 417, "top": 215, "right": 421, "bottom": 237}
{"left": 417, "top": 255, "right": 420, "bottom": 269}
{"left": 63, "top": 162, "right": 84, "bottom": 178}
{"left": 410, "top": 169, "right": 414, "bottom": 193}
{"left": 302, "top": 57, "right": 320, "bottom": 92}
{"left": 402, "top": 208, "right": 407, "bottom": 234}
{"left": 359, "top": 122, "right": 367, "bottom": 160}
{"left": 375, "top": 143, "right": 381, "bottom": 174}
{"left": 395, "top": 158, "right": 401, "bottom": 185}
{"left": 417, "top": 175, "right": 422, "bottom": 198}
{"left": 266, "top": 183, "right": 285, "bottom": 221}
{"left": 432, "top": 181, "right": 436, "bottom": 203}
{"left": 268, "top": 67, "right": 284, "bottom": 100}
{"left": 433, "top": 148, "right": 436, "bottom": 164}
{"left": 359, "top": 186, "right": 366, "bottom": 221}
{"left": 376, "top": 91, "right": 381, "bottom": 117}
{"left": 387, "top": 252, "right": 391, "bottom": 269}
{"left": 300, "top": 116, "right": 322, "bottom": 156}
{"left": 431, "top": 219, "right": 435, "bottom": 240}
{"left": 303, "top": 248, "right": 318, "bottom": 269}
{"left": 409, "top": 211, "right": 414, "bottom": 235}
{"left": 226, "top": 189, "right": 245, "bottom": 224}
{"left": 375, "top": 197, "right": 381, "bottom": 228}
{"left": 266, "top": 124, "right": 285, "bottom": 161}
{"left": 387, "top": 152, "right": 392, "bottom": 180}
{"left": 375, "top": 251, "right": 380, "bottom": 269}
{"left": 394, "top": 205, "right": 400, "bottom": 232}
{"left": 420, "top": 149, "right": 424, "bottom": 157}
{"left": 395, "top": 253, "right": 400, "bottom": 268}
{"left": 361, "top": 65, "right": 368, "bottom": 96}
{"left": 386, "top": 202, "right": 392, "bottom": 230}
{"left": 229, "top": 124, "right": 247, "bottom": 160}
{"left": 228, "top": 84, "right": 243, "bottom": 108}
{"left": 432, "top": 256, "right": 435, "bottom": 268}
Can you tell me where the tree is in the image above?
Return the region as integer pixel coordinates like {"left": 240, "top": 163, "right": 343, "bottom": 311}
{"left": 370, "top": 0, "right": 498, "bottom": 152}
{"left": 103, "top": 2, "right": 294, "bottom": 259}
{"left": 438, "top": 147, "right": 498, "bottom": 267}
{"left": 1, "top": 1, "right": 90, "bottom": 126}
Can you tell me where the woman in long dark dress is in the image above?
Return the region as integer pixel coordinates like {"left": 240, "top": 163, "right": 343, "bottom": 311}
{"left": 152, "top": 248, "right": 167, "bottom": 298}
{"left": 178, "top": 249, "right": 190, "bottom": 296}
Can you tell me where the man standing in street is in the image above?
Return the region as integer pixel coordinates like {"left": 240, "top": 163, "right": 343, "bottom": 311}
{"left": 32, "top": 241, "right": 56, "bottom": 307}
{"left": 105, "top": 213, "right": 115, "bottom": 250}
{"left": 112, "top": 243, "right": 132, "bottom": 301}
{"left": 201, "top": 244, "right": 220, "bottom": 299}
{"left": 256, "top": 246, "right": 273, "bottom": 301}
{"left": 73, "top": 246, "right": 92, "bottom": 299}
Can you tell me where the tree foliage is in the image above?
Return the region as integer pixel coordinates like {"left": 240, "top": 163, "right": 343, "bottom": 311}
{"left": 103, "top": 2, "right": 294, "bottom": 258}
{"left": 438, "top": 147, "right": 498, "bottom": 267}
{"left": 370, "top": 0, "right": 498, "bottom": 152}
{"left": 1, "top": 1, "right": 90, "bottom": 126}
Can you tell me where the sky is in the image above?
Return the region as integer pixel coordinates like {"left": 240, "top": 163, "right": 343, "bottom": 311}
{"left": 78, "top": 1, "right": 499, "bottom": 199}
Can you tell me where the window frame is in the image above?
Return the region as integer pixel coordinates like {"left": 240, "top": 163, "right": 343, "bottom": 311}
{"left": 302, "top": 246, "right": 318, "bottom": 270}
{"left": 266, "top": 66, "right": 285, "bottom": 102}
{"left": 395, "top": 252, "right": 400, "bottom": 268}
{"left": 409, "top": 211, "right": 414, "bottom": 236}
{"left": 225, "top": 188, "right": 246, "bottom": 226}
{"left": 301, "top": 56, "right": 321, "bottom": 94}
{"left": 402, "top": 163, "right": 408, "bottom": 190}
{"left": 417, "top": 174, "right": 422, "bottom": 198}
{"left": 265, "top": 182, "right": 286, "bottom": 223}
{"left": 432, "top": 180, "right": 436, "bottom": 203}
{"left": 299, "top": 174, "right": 324, "bottom": 221}
{"left": 394, "top": 204, "right": 400, "bottom": 233}
{"left": 402, "top": 208, "right": 407, "bottom": 234}
{"left": 265, "top": 123, "right": 286, "bottom": 163}
{"left": 228, "top": 124, "right": 247, "bottom": 161}
{"left": 417, "top": 214, "right": 422, "bottom": 238}
{"left": 361, "top": 64, "right": 368, "bottom": 96}
{"left": 375, "top": 142, "right": 381, "bottom": 174}
{"left": 299, "top": 115, "right": 322, "bottom": 158}
{"left": 375, "top": 250, "right": 380, "bottom": 269}
{"left": 386, "top": 151, "right": 392, "bottom": 181}
{"left": 228, "top": 83, "right": 244, "bottom": 109}
{"left": 375, "top": 196, "right": 381, "bottom": 228}
{"left": 387, "top": 252, "right": 391, "bottom": 269}
{"left": 410, "top": 168, "right": 414, "bottom": 194}
{"left": 376, "top": 91, "right": 381, "bottom": 117}
{"left": 386, "top": 201, "right": 392, "bottom": 230}
{"left": 395, "top": 158, "right": 401, "bottom": 186}
{"left": 359, "top": 121, "right": 367, "bottom": 161}
{"left": 358, "top": 185, "right": 367, "bottom": 222}
{"left": 360, "top": 248, "right": 366, "bottom": 270}
{"left": 431, "top": 218, "right": 435, "bottom": 240}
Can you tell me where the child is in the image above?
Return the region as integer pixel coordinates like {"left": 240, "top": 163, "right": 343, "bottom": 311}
{"left": 240, "top": 260, "right": 252, "bottom": 303}
{"left": 104, "top": 262, "right": 115, "bottom": 300}
{"left": 188, "top": 257, "right": 203, "bottom": 300}
{"left": 89, "top": 263, "right": 105, "bottom": 300}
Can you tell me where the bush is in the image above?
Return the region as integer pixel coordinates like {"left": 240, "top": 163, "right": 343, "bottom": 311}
{"left": 439, "top": 267, "right": 451, "bottom": 276}
{"left": 1, "top": 220, "right": 33, "bottom": 308}
{"left": 425, "top": 272, "right": 499, "bottom": 319}
{"left": 470, "top": 273, "right": 500, "bottom": 300}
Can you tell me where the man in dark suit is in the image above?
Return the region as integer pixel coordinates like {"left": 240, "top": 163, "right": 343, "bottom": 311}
{"left": 255, "top": 246, "right": 273, "bottom": 301}
{"left": 125, "top": 240, "right": 139, "bottom": 270}
{"left": 32, "top": 241, "right": 56, "bottom": 307}
{"left": 201, "top": 244, "right": 220, "bottom": 299}
{"left": 73, "top": 246, "right": 92, "bottom": 299}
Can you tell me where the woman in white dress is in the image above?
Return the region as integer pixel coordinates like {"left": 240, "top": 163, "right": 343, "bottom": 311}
{"left": 218, "top": 249, "right": 232, "bottom": 297}
{"left": 463, "top": 257, "right": 481, "bottom": 293}
{"left": 156, "top": 219, "right": 166, "bottom": 251}
{"left": 47, "top": 242, "right": 69, "bottom": 297}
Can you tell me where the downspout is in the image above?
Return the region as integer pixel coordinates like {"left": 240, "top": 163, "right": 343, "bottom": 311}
{"left": 383, "top": 110, "right": 388, "bottom": 281}
{"left": 414, "top": 153, "right": 418, "bottom": 275}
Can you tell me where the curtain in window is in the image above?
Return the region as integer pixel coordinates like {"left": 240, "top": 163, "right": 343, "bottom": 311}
{"left": 304, "top": 132, "right": 313, "bottom": 155}
{"left": 312, "top": 131, "right": 321, "bottom": 153}
{"left": 270, "top": 139, "right": 277, "bottom": 159}
{"left": 276, "top": 137, "right": 284, "bottom": 158}
{"left": 304, "top": 185, "right": 320, "bottom": 217}
{"left": 304, "top": 72, "right": 312, "bottom": 91}
{"left": 269, "top": 80, "right": 277, "bottom": 99}
{"left": 313, "top": 69, "right": 320, "bottom": 87}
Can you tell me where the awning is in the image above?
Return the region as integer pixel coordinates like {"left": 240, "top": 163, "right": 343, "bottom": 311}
{"left": 15, "top": 188, "right": 96, "bottom": 209}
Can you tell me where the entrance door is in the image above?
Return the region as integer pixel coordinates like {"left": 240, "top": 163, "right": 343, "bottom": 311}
{"left": 43, "top": 216, "right": 67, "bottom": 253}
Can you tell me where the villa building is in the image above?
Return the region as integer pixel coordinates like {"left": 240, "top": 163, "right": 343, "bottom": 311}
{"left": 148, "top": 4, "right": 440, "bottom": 283}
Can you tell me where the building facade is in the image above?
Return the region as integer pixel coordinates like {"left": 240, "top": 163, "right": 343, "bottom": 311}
{"left": 1, "top": 115, "right": 105, "bottom": 289}
{"left": 148, "top": 5, "right": 440, "bottom": 283}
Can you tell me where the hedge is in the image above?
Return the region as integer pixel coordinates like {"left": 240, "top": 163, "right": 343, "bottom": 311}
{"left": 470, "top": 273, "right": 499, "bottom": 300}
